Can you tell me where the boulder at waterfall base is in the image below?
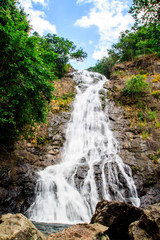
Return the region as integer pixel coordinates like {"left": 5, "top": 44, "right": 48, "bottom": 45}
{"left": 0, "top": 213, "right": 46, "bottom": 240}
{"left": 91, "top": 200, "right": 160, "bottom": 240}
{"left": 129, "top": 203, "right": 160, "bottom": 240}
{"left": 48, "top": 223, "right": 109, "bottom": 240}
{"left": 90, "top": 200, "right": 143, "bottom": 239}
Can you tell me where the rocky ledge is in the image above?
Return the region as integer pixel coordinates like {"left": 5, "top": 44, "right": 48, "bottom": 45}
{"left": 0, "top": 200, "right": 160, "bottom": 240}
{"left": 105, "top": 57, "right": 160, "bottom": 208}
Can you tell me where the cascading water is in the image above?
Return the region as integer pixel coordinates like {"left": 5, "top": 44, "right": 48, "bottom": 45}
{"left": 27, "top": 70, "right": 140, "bottom": 224}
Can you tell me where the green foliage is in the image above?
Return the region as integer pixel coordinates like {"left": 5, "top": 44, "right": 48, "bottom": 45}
{"left": 44, "top": 33, "right": 87, "bottom": 78}
{"left": 88, "top": 56, "right": 117, "bottom": 78}
{"left": 138, "top": 111, "right": 145, "bottom": 121}
{"left": 89, "top": 0, "right": 160, "bottom": 77}
{"left": 0, "top": 0, "right": 86, "bottom": 147}
{"left": 155, "top": 122, "right": 160, "bottom": 128}
{"left": 0, "top": 1, "right": 55, "bottom": 146}
{"left": 129, "top": 0, "right": 160, "bottom": 53}
{"left": 142, "top": 131, "right": 150, "bottom": 139}
{"left": 150, "top": 153, "right": 158, "bottom": 163}
{"left": 61, "top": 92, "right": 75, "bottom": 100}
{"left": 89, "top": 24, "right": 160, "bottom": 77}
{"left": 147, "top": 110, "right": 157, "bottom": 121}
{"left": 131, "top": 165, "right": 137, "bottom": 174}
{"left": 123, "top": 75, "right": 150, "bottom": 95}
{"left": 129, "top": 0, "right": 160, "bottom": 26}
{"left": 36, "top": 136, "right": 49, "bottom": 146}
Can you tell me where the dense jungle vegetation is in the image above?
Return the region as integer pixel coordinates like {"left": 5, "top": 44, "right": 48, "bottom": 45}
{"left": 0, "top": 0, "right": 87, "bottom": 147}
{"left": 0, "top": 0, "right": 159, "bottom": 148}
{"left": 88, "top": 0, "right": 160, "bottom": 78}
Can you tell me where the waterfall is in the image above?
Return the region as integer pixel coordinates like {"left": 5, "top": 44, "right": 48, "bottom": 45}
{"left": 27, "top": 70, "right": 140, "bottom": 224}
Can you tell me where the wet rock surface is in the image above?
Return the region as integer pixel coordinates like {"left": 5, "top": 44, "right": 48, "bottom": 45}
{"left": 0, "top": 158, "right": 37, "bottom": 216}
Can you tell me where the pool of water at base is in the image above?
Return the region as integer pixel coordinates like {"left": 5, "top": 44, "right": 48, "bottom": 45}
{"left": 32, "top": 221, "right": 129, "bottom": 240}
{"left": 32, "top": 221, "right": 73, "bottom": 236}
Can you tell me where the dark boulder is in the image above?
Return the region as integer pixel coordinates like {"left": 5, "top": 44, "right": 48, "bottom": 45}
{"left": 129, "top": 203, "right": 160, "bottom": 240}
{"left": 90, "top": 200, "right": 143, "bottom": 239}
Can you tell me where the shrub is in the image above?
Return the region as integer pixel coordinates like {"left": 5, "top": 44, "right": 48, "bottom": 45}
{"left": 142, "top": 131, "right": 150, "bottom": 139}
{"left": 147, "top": 111, "right": 157, "bottom": 121}
{"left": 138, "top": 111, "right": 145, "bottom": 121}
{"left": 123, "top": 74, "right": 150, "bottom": 95}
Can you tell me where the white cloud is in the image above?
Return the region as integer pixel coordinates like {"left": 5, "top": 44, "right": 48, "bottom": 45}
{"left": 19, "top": 0, "right": 56, "bottom": 35}
{"left": 75, "top": 0, "right": 134, "bottom": 60}
{"left": 89, "top": 40, "right": 93, "bottom": 44}
{"left": 32, "top": 0, "right": 47, "bottom": 6}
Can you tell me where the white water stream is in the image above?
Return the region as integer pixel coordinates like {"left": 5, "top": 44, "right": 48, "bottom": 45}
{"left": 27, "top": 70, "right": 140, "bottom": 224}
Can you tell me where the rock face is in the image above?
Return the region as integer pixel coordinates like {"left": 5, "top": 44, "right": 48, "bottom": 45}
{"left": 0, "top": 76, "right": 74, "bottom": 216}
{"left": 0, "top": 213, "right": 46, "bottom": 240}
{"left": 0, "top": 158, "right": 37, "bottom": 216}
{"left": 90, "top": 200, "right": 143, "bottom": 239}
{"left": 48, "top": 223, "right": 109, "bottom": 240}
{"left": 14, "top": 111, "right": 72, "bottom": 170}
{"left": 129, "top": 203, "right": 160, "bottom": 240}
{"left": 105, "top": 64, "right": 160, "bottom": 208}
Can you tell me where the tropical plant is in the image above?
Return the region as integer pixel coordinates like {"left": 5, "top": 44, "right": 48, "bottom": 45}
{"left": 0, "top": 1, "right": 56, "bottom": 146}
{"left": 123, "top": 75, "right": 150, "bottom": 95}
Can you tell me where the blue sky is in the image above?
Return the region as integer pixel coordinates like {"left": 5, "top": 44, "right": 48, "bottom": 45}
{"left": 19, "top": 0, "right": 134, "bottom": 70}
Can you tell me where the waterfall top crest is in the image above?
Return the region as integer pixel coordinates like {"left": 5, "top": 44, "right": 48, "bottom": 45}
{"left": 72, "top": 70, "right": 108, "bottom": 85}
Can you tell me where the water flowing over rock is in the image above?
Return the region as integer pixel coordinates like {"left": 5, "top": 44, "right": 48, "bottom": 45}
{"left": 27, "top": 70, "right": 140, "bottom": 224}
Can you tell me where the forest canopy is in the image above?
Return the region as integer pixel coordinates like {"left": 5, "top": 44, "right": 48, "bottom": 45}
{"left": 0, "top": 0, "right": 87, "bottom": 147}
{"left": 88, "top": 0, "right": 160, "bottom": 78}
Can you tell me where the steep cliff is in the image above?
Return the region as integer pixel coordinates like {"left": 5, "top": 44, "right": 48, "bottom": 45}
{"left": 0, "top": 75, "right": 75, "bottom": 216}
{"left": 0, "top": 56, "right": 160, "bottom": 216}
{"left": 106, "top": 55, "right": 160, "bottom": 207}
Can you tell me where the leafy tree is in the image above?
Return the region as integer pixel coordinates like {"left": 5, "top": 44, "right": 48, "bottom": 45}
{"left": 88, "top": 56, "right": 116, "bottom": 78}
{"left": 0, "top": 0, "right": 55, "bottom": 146}
{"left": 129, "top": 0, "right": 160, "bottom": 26}
{"left": 44, "top": 34, "right": 87, "bottom": 78}
{"left": 123, "top": 75, "right": 150, "bottom": 95}
{"left": 130, "top": 0, "right": 160, "bottom": 53}
{"left": 0, "top": 1, "right": 87, "bottom": 147}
